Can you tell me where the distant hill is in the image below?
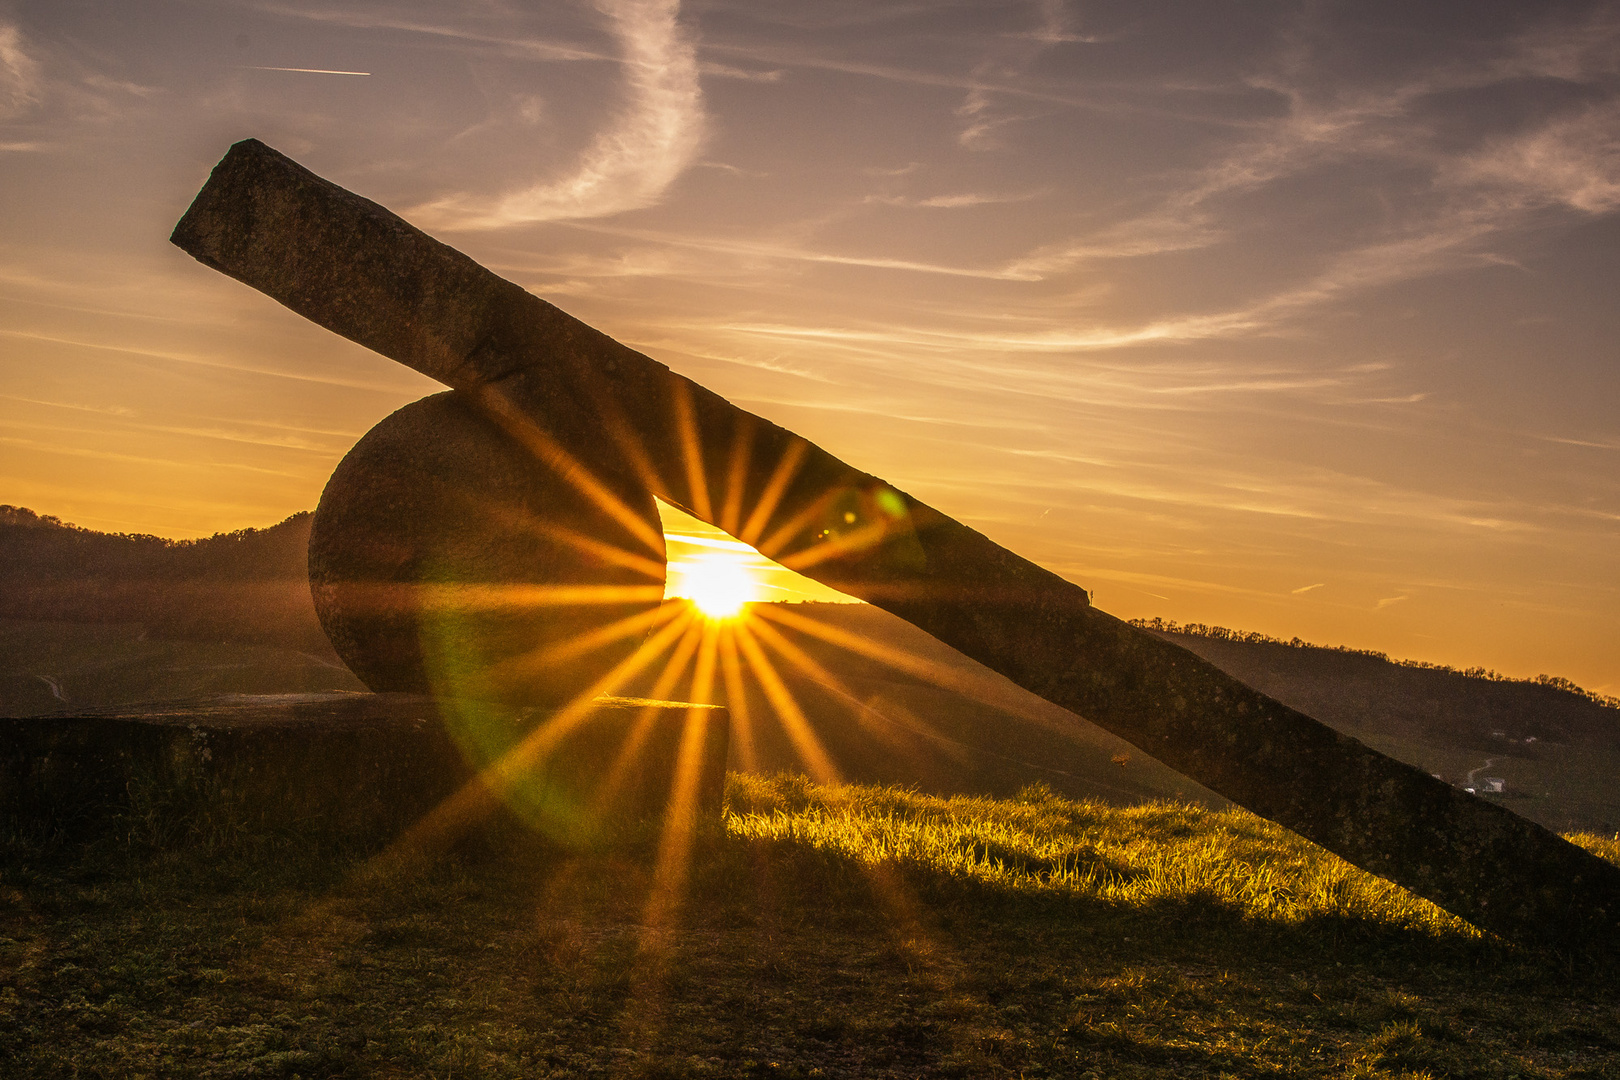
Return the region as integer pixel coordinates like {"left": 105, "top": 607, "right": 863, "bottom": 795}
{"left": 1144, "top": 624, "right": 1620, "bottom": 832}
{"left": 0, "top": 505, "right": 329, "bottom": 653}
{"left": 1143, "top": 624, "right": 1620, "bottom": 752}
{"left": 0, "top": 507, "right": 358, "bottom": 714}
{"left": 2, "top": 506, "right": 1616, "bottom": 828}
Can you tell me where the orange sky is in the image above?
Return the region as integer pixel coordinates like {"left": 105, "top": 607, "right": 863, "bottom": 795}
{"left": 1, "top": 1, "right": 1618, "bottom": 693}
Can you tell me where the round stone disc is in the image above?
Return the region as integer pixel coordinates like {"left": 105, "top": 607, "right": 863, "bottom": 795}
{"left": 309, "top": 391, "right": 665, "bottom": 706}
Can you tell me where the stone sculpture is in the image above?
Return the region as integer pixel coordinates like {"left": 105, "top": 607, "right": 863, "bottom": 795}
{"left": 310, "top": 390, "right": 664, "bottom": 706}
{"left": 172, "top": 138, "right": 1620, "bottom": 958}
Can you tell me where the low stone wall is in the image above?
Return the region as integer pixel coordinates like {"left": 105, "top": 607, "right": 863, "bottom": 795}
{"left": 0, "top": 693, "right": 728, "bottom": 845}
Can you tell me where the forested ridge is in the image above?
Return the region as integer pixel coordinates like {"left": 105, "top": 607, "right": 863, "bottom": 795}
{"left": 0, "top": 506, "right": 328, "bottom": 652}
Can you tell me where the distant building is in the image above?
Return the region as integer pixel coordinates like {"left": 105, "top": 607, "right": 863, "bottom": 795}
{"left": 1481, "top": 777, "right": 1506, "bottom": 794}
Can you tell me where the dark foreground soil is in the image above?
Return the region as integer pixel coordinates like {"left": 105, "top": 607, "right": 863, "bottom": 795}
{"left": 2, "top": 776, "right": 1618, "bottom": 1079}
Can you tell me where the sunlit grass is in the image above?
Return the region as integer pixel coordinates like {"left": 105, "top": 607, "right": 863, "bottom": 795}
{"left": 725, "top": 774, "right": 1479, "bottom": 939}
{"left": 6, "top": 773, "right": 1619, "bottom": 1078}
{"left": 1569, "top": 831, "right": 1620, "bottom": 865}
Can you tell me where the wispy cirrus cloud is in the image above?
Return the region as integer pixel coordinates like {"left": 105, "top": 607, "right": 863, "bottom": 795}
{"left": 522, "top": 221, "right": 1034, "bottom": 280}
{"left": 415, "top": 0, "right": 705, "bottom": 229}
{"left": 1454, "top": 100, "right": 1620, "bottom": 214}
{"left": 0, "top": 17, "right": 164, "bottom": 141}
{"left": 1002, "top": 211, "right": 1228, "bottom": 277}
{"left": 956, "top": 0, "right": 1097, "bottom": 149}
{"left": 0, "top": 22, "right": 41, "bottom": 118}
{"left": 244, "top": 2, "right": 618, "bottom": 64}
{"left": 988, "top": 7, "right": 1620, "bottom": 335}
{"left": 867, "top": 190, "right": 1043, "bottom": 209}
{"left": 493, "top": 9, "right": 1620, "bottom": 359}
{"left": 707, "top": 312, "right": 1260, "bottom": 353}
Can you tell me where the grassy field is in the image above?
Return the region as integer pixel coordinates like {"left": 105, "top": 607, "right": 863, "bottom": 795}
{"left": 3, "top": 774, "right": 1619, "bottom": 1078}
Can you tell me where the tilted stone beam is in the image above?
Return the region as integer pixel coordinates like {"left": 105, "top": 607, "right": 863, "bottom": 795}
{"left": 172, "top": 138, "right": 1620, "bottom": 958}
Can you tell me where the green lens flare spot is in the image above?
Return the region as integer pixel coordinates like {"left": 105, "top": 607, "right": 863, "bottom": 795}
{"left": 874, "top": 487, "right": 907, "bottom": 519}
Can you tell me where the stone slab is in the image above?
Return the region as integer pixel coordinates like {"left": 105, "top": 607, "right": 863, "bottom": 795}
{"left": 0, "top": 693, "right": 728, "bottom": 844}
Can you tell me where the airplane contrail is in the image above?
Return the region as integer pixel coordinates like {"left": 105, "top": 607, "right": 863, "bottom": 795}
{"left": 245, "top": 66, "right": 371, "bottom": 76}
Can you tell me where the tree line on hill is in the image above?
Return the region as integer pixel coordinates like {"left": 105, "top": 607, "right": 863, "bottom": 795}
{"left": 1129, "top": 615, "right": 1620, "bottom": 711}
{"left": 0, "top": 506, "right": 331, "bottom": 654}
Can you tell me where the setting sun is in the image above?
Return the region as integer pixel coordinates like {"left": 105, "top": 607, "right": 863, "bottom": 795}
{"left": 657, "top": 500, "right": 860, "bottom": 618}
{"left": 673, "top": 555, "right": 758, "bottom": 619}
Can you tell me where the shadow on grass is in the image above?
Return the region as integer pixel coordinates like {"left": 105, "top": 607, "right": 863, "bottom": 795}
{"left": 4, "top": 775, "right": 1618, "bottom": 1079}
{"left": 692, "top": 828, "right": 1502, "bottom": 974}
{"left": 0, "top": 771, "right": 1555, "bottom": 975}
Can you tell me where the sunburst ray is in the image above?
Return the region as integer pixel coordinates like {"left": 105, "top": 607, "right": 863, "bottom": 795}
{"left": 371, "top": 606, "right": 699, "bottom": 867}
{"left": 471, "top": 485, "right": 667, "bottom": 582}
{"left": 773, "top": 521, "right": 893, "bottom": 573}
{"left": 670, "top": 379, "right": 714, "bottom": 522}
{"left": 493, "top": 601, "right": 683, "bottom": 677}
{"left": 753, "top": 603, "right": 1071, "bottom": 732}
{"left": 472, "top": 383, "right": 666, "bottom": 557}
{"left": 717, "top": 625, "right": 759, "bottom": 772}
{"left": 739, "top": 440, "right": 807, "bottom": 549}
{"left": 731, "top": 618, "right": 841, "bottom": 784}
{"left": 720, "top": 415, "right": 755, "bottom": 536}
{"left": 643, "top": 618, "right": 725, "bottom": 929}
{"left": 410, "top": 582, "right": 669, "bottom": 610}
{"left": 593, "top": 615, "right": 706, "bottom": 817}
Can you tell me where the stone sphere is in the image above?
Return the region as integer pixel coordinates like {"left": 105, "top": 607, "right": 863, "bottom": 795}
{"left": 309, "top": 391, "right": 665, "bottom": 706}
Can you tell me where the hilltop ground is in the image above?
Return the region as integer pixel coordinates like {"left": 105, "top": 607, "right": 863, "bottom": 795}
{"left": 2, "top": 774, "right": 1618, "bottom": 1078}
{"left": 4, "top": 509, "right": 1620, "bottom": 1074}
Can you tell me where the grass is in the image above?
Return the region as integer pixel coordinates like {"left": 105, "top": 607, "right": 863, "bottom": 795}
{"left": 3, "top": 773, "right": 1619, "bottom": 1078}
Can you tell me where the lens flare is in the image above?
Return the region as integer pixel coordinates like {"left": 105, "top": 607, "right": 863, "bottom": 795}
{"left": 673, "top": 554, "right": 757, "bottom": 619}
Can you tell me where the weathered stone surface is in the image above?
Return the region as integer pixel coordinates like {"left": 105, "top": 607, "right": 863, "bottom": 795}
{"left": 0, "top": 693, "right": 728, "bottom": 844}
{"left": 171, "top": 138, "right": 1620, "bottom": 956}
{"left": 310, "top": 390, "right": 665, "bottom": 706}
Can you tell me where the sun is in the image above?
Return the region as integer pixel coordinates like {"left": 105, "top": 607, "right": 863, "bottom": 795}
{"left": 674, "top": 554, "right": 758, "bottom": 620}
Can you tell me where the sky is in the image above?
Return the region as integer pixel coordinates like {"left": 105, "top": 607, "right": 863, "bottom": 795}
{"left": 1, "top": 0, "right": 1617, "bottom": 693}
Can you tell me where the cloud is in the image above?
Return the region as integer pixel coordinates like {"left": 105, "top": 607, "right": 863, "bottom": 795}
{"left": 1022, "top": 0, "right": 1106, "bottom": 46}
{"left": 991, "top": 7, "right": 1620, "bottom": 334}
{"left": 0, "top": 394, "right": 134, "bottom": 417}
{"left": 245, "top": 3, "right": 618, "bottom": 64}
{"left": 1454, "top": 101, "right": 1620, "bottom": 214}
{"left": 868, "top": 190, "right": 1042, "bottom": 209}
{"left": 0, "top": 22, "right": 41, "bottom": 118}
{"left": 1291, "top": 582, "right": 1325, "bottom": 594}
{"left": 697, "top": 61, "right": 780, "bottom": 81}
{"left": 0, "top": 19, "right": 164, "bottom": 137}
{"left": 1002, "top": 212, "right": 1226, "bottom": 276}
{"left": 1543, "top": 434, "right": 1620, "bottom": 452}
{"left": 537, "top": 221, "right": 1031, "bottom": 280}
{"left": 0, "top": 433, "right": 302, "bottom": 478}
{"left": 864, "top": 162, "right": 919, "bottom": 177}
{"left": 954, "top": 0, "right": 1093, "bottom": 149}
{"left": 415, "top": 0, "right": 705, "bottom": 228}
{"left": 0, "top": 328, "right": 433, "bottom": 395}
{"left": 710, "top": 312, "right": 1261, "bottom": 352}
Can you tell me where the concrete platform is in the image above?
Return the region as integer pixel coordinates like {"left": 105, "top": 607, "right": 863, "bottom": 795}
{"left": 0, "top": 692, "right": 728, "bottom": 844}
